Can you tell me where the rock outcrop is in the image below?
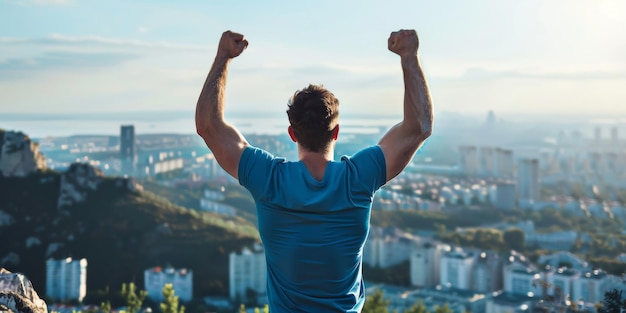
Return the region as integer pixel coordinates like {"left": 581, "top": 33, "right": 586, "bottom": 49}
{"left": 0, "top": 130, "right": 46, "bottom": 177}
{"left": 57, "top": 163, "right": 104, "bottom": 208}
{"left": 0, "top": 268, "right": 47, "bottom": 313}
{"left": 57, "top": 162, "right": 143, "bottom": 208}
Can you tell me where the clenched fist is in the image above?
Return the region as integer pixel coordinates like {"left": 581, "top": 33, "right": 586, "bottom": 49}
{"left": 388, "top": 29, "right": 419, "bottom": 57}
{"left": 217, "top": 30, "right": 249, "bottom": 59}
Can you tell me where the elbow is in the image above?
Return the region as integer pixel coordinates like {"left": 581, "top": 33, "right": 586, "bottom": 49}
{"left": 195, "top": 120, "right": 213, "bottom": 139}
{"left": 421, "top": 127, "right": 433, "bottom": 140}
{"left": 417, "top": 122, "right": 433, "bottom": 141}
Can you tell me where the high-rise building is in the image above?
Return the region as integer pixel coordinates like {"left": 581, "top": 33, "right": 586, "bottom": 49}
{"left": 410, "top": 242, "right": 448, "bottom": 287}
{"left": 478, "top": 147, "right": 495, "bottom": 177}
{"left": 594, "top": 127, "right": 601, "bottom": 142}
{"left": 229, "top": 243, "right": 266, "bottom": 302}
{"left": 440, "top": 249, "right": 474, "bottom": 290}
{"left": 144, "top": 266, "right": 193, "bottom": 302}
{"left": 517, "top": 159, "right": 540, "bottom": 207}
{"left": 459, "top": 146, "right": 479, "bottom": 176}
{"left": 120, "top": 125, "right": 137, "bottom": 175}
{"left": 46, "top": 258, "right": 87, "bottom": 302}
{"left": 494, "top": 149, "right": 514, "bottom": 178}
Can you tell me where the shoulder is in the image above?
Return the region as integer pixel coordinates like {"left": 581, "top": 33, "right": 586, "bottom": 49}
{"left": 240, "top": 145, "right": 286, "bottom": 164}
{"left": 341, "top": 145, "right": 385, "bottom": 165}
{"left": 339, "top": 145, "right": 387, "bottom": 191}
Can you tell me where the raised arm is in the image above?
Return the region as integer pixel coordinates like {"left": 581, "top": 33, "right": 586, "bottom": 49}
{"left": 195, "top": 31, "right": 249, "bottom": 179}
{"left": 378, "top": 29, "right": 433, "bottom": 182}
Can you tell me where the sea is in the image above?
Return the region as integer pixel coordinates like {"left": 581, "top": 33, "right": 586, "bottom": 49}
{"left": 0, "top": 111, "right": 402, "bottom": 138}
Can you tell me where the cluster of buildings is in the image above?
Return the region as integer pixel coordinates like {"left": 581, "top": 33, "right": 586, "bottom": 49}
{"left": 44, "top": 258, "right": 193, "bottom": 305}
{"left": 227, "top": 231, "right": 626, "bottom": 313}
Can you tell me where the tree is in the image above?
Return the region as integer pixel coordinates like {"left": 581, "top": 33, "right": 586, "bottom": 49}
{"left": 598, "top": 289, "right": 626, "bottom": 313}
{"left": 160, "top": 284, "right": 185, "bottom": 313}
{"left": 433, "top": 304, "right": 453, "bottom": 313}
{"left": 503, "top": 228, "right": 525, "bottom": 251}
{"left": 100, "top": 301, "right": 111, "bottom": 313}
{"left": 403, "top": 300, "right": 427, "bottom": 313}
{"left": 362, "top": 289, "right": 390, "bottom": 313}
{"left": 120, "top": 282, "right": 147, "bottom": 313}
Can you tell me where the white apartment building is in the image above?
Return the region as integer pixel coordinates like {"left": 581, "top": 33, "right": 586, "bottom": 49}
{"left": 410, "top": 242, "right": 449, "bottom": 287}
{"left": 440, "top": 249, "right": 474, "bottom": 290}
{"left": 546, "top": 267, "right": 579, "bottom": 301}
{"left": 364, "top": 227, "right": 419, "bottom": 269}
{"left": 229, "top": 243, "right": 266, "bottom": 302}
{"left": 144, "top": 266, "right": 193, "bottom": 302}
{"left": 503, "top": 262, "right": 543, "bottom": 297}
{"left": 46, "top": 258, "right": 87, "bottom": 302}
{"left": 572, "top": 269, "right": 608, "bottom": 304}
{"left": 472, "top": 252, "right": 502, "bottom": 293}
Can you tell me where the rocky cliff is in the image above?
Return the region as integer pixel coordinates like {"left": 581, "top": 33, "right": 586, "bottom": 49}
{"left": 0, "top": 130, "right": 46, "bottom": 177}
{"left": 0, "top": 268, "right": 47, "bottom": 313}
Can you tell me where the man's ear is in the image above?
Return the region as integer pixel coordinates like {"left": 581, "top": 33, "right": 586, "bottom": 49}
{"left": 288, "top": 126, "right": 297, "bottom": 143}
{"left": 332, "top": 125, "right": 339, "bottom": 140}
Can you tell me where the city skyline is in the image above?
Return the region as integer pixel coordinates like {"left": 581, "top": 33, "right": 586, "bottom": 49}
{"left": 1, "top": 0, "right": 625, "bottom": 120}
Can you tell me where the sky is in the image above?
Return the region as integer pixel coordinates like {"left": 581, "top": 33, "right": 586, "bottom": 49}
{"left": 1, "top": 0, "right": 625, "bottom": 121}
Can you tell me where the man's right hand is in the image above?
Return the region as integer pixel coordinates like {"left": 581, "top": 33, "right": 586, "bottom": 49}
{"left": 388, "top": 29, "right": 419, "bottom": 58}
{"left": 217, "top": 30, "right": 249, "bottom": 59}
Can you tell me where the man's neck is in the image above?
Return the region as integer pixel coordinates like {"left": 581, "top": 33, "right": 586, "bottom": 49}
{"left": 297, "top": 145, "right": 334, "bottom": 181}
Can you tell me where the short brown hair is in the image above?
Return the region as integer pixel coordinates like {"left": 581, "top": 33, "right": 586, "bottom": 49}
{"left": 286, "top": 84, "right": 339, "bottom": 153}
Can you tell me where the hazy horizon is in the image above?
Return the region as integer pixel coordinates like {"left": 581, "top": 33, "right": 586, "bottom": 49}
{"left": 2, "top": 109, "right": 624, "bottom": 139}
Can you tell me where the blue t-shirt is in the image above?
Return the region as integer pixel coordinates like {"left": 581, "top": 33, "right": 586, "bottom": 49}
{"left": 238, "top": 145, "right": 386, "bottom": 313}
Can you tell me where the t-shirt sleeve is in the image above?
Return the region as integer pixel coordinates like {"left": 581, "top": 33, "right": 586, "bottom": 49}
{"left": 346, "top": 145, "right": 387, "bottom": 192}
{"left": 238, "top": 146, "right": 276, "bottom": 198}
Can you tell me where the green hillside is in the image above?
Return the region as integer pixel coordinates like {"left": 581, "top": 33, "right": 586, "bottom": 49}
{"left": 0, "top": 172, "right": 259, "bottom": 301}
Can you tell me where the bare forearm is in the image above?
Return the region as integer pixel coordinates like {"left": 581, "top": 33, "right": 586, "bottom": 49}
{"left": 195, "top": 56, "right": 230, "bottom": 136}
{"left": 400, "top": 54, "right": 433, "bottom": 139}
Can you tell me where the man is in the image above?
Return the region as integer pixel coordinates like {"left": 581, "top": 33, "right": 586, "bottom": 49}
{"left": 195, "top": 29, "right": 433, "bottom": 313}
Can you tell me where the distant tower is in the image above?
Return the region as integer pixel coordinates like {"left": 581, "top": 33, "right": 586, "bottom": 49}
{"left": 517, "top": 159, "right": 540, "bottom": 208}
{"left": 594, "top": 127, "right": 601, "bottom": 142}
{"left": 484, "top": 110, "right": 496, "bottom": 128}
{"left": 120, "top": 125, "right": 137, "bottom": 175}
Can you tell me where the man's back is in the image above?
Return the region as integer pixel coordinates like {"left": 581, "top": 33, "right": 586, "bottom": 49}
{"left": 238, "top": 145, "right": 386, "bottom": 312}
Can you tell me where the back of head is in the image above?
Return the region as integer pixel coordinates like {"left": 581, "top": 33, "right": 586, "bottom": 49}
{"left": 286, "top": 84, "right": 340, "bottom": 153}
